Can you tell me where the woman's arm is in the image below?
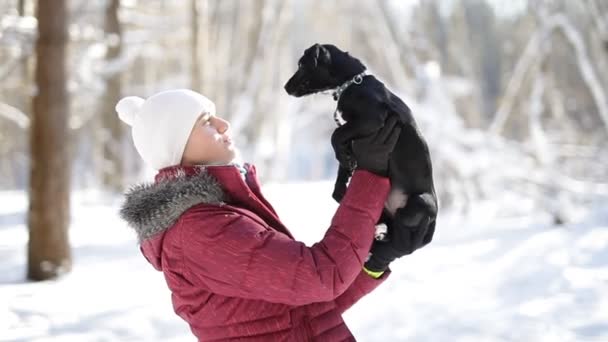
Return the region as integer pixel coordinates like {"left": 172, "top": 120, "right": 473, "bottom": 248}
{"left": 180, "top": 169, "right": 389, "bottom": 306}
{"left": 333, "top": 266, "right": 391, "bottom": 314}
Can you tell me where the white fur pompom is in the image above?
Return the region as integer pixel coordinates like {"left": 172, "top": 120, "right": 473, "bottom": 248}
{"left": 115, "top": 96, "right": 145, "bottom": 126}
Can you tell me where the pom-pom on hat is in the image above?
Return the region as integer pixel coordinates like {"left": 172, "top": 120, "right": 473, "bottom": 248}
{"left": 115, "top": 89, "right": 216, "bottom": 170}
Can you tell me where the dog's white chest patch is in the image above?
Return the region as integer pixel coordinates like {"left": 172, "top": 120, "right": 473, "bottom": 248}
{"left": 384, "top": 188, "right": 408, "bottom": 216}
{"left": 334, "top": 108, "right": 346, "bottom": 126}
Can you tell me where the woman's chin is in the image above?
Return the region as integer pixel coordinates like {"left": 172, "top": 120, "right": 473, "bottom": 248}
{"left": 228, "top": 149, "right": 242, "bottom": 164}
{"left": 215, "top": 149, "right": 236, "bottom": 164}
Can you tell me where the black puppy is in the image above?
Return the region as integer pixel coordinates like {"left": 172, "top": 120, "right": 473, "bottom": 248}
{"left": 284, "top": 43, "right": 437, "bottom": 250}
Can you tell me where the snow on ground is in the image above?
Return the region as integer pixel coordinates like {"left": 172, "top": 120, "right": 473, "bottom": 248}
{"left": 1, "top": 182, "right": 607, "bottom": 342}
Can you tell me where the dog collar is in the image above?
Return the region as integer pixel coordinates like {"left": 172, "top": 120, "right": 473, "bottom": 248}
{"left": 331, "top": 71, "right": 367, "bottom": 127}
{"left": 331, "top": 70, "right": 367, "bottom": 101}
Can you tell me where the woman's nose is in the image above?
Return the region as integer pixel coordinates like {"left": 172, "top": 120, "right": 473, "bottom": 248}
{"left": 213, "top": 117, "right": 231, "bottom": 134}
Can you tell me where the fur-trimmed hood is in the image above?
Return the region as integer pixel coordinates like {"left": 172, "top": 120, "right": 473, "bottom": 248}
{"left": 120, "top": 171, "right": 227, "bottom": 243}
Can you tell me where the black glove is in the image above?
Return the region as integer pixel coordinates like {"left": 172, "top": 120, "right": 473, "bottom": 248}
{"left": 364, "top": 198, "right": 436, "bottom": 272}
{"left": 351, "top": 116, "right": 401, "bottom": 177}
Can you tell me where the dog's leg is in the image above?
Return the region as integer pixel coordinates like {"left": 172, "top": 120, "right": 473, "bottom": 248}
{"left": 332, "top": 165, "right": 352, "bottom": 203}
{"left": 422, "top": 218, "right": 436, "bottom": 246}
{"left": 387, "top": 193, "right": 437, "bottom": 254}
{"left": 390, "top": 205, "right": 431, "bottom": 255}
{"left": 417, "top": 192, "right": 438, "bottom": 220}
{"left": 376, "top": 187, "right": 407, "bottom": 242}
{"left": 417, "top": 192, "right": 437, "bottom": 246}
{"left": 385, "top": 187, "right": 409, "bottom": 217}
{"left": 331, "top": 123, "right": 357, "bottom": 170}
{"left": 397, "top": 193, "right": 437, "bottom": 226}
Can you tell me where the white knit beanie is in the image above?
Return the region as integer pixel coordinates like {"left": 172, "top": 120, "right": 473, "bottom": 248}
{"left": 115, "top": 89, "right": 216, "bottom": 170}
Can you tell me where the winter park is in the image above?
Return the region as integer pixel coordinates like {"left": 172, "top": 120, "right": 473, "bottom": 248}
{"left": 1, "top": 0, "right": 608, "bottom": 341}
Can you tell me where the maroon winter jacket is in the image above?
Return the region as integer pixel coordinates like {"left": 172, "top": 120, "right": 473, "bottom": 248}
{"left": 120, "top": 163, "right": 392, "bottom": 341}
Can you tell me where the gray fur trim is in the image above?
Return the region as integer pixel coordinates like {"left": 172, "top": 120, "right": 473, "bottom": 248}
{"left": 120, "top": 171, "right": 226, "bottom": 243}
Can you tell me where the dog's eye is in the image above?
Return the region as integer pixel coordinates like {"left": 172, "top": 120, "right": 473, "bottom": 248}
{"left": 298, "top": 61, "right": 303, "bottom": 68}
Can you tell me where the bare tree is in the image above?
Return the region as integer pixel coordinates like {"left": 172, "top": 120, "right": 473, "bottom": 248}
{"left": 191, "top": 0, "right": 201, "bottom": 90}
{"left": 27, "top": 0, "right": 72, "bottom": 281}
{"left": 98, "top": 0, "right": 125, "bottom": 192}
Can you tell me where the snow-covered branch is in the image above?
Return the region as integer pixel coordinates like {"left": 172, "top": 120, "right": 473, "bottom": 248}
{"left": 551, "top": 14, "right": 608, "bottom": 133}
{"left": 0, "top": 102, "right": 29, "bottom": 129}
{"left": 490, "top": 13, "right": 608, "bottom": 134}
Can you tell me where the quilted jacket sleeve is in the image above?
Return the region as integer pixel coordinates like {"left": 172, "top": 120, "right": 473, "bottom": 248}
{"left": 333, "top": 266, "right": 392, "bottom": 314}
{"left": 180, "top": 170, "right": 390, "bottom": 306}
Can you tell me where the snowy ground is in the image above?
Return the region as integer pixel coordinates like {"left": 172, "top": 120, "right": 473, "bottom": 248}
{"left": 1, "top": 182, "right": 607, "bottom": 342}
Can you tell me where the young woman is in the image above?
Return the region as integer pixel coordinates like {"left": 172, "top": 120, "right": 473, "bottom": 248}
{"left": 116, "top": 89, "right": 412, "bottom": 341}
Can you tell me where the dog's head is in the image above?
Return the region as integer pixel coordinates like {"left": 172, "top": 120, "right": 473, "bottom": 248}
{"left": 284, "top": 43, "right": 366, "bottom": 97}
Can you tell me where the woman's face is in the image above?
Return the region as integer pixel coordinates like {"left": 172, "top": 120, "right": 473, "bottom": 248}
{"left": 181, "top": 113, "right": 237, "bottom": 166}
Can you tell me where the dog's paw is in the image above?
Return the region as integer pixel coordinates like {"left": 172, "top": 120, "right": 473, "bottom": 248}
{"left": 374, "top": 223, "right": 389, "bottom": 241}
{"left": 332, "top": 184, "right": 347, "bottom": 203}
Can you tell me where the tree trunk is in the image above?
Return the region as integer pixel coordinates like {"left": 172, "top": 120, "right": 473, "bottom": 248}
{"left": 27, "top": 0, "right": 71, "bottom": 281}
{"left": 100, "top": 0, "right": 124, "bottom": 192}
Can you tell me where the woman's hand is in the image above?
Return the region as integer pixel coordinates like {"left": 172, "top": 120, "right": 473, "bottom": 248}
{"left": 351, "top": 116, "right": 401, "bottom": 177}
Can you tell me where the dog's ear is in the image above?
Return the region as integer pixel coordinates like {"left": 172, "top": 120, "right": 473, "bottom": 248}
{"left": 313, "top": 44, "right": 331, "bottom": 67}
